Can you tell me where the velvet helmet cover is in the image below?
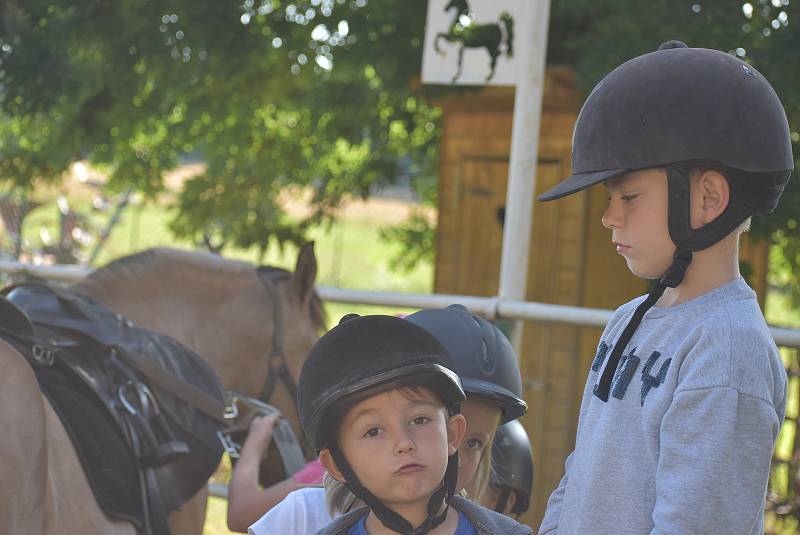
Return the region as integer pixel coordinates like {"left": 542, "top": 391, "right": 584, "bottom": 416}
{"left": 537, "top": 41, "right": 793, "bottom": 253}
{"left": 406, "top": 305, "right": 527, "bottom": 423}
{"left": 297, "top": 314, "right": 465, "bottom": 451}
{"left": 539, "top": 41, "right": 793, "bottom": 205}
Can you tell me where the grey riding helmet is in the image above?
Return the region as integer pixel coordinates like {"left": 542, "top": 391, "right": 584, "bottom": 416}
{"left": 490, "top": 419, "right": 534, "bottom": 515}
{"left": 406, "top": 304, "right": 527, "bottom": 423}
{"left": 297, "top": 314, "right": 465, "bottom": 535}
{"left": 539, "top": 40, "right": 793, "bottom": 253}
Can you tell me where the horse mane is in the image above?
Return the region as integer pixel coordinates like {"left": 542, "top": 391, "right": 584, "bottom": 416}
{"left": 74, "top": 248, "right": 327, "bottom": 331}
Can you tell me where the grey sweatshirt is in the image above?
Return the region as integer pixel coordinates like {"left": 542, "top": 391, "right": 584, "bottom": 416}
{"left": 317, "top": 496, "right": 531, "bottom": 535}
{"left": 539, "top": 277, "right": 786, "bottom": 535}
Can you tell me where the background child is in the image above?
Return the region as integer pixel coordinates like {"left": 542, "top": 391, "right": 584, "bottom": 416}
{"left": 227, "top": 414, "right": 324, "bottom": 532}
{"left": 297, "top": 314, "right": 531, "bottom": 534}
{"left": 479, "top": 420, "right": 533, "bottom": 519}
{"left": 407, "top": 305, "right": 527, "bottom": 500}
{"left": 537, "top": 41, "right": 792, "bottom": 534}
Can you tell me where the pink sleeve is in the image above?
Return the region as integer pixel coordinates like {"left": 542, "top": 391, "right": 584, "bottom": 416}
{"left": 292, "top": 458, "right": 326, "bottom": 485}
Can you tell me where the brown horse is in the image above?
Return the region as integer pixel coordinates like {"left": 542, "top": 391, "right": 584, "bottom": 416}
{"left": 0, "top": 244, "right": 325, "bottom": 534}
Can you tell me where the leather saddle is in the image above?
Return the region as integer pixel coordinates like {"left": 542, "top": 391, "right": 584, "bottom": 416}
{"left": 0, "top": 284, "right": 227, "bottom": 535}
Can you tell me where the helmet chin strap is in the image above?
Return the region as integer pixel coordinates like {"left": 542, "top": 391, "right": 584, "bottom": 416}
{"left": 595, "top": 160, "right": 753, "bottom": 401}
{"left": 594, "top": 249, "right": 692, "bottom": 402}
{"left": 329, "top": 444, "right": 459, "bottom": 534}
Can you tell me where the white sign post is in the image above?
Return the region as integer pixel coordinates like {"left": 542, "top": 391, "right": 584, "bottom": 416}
{"left": 423, "top": 0, "right": 552, "bottom": 357}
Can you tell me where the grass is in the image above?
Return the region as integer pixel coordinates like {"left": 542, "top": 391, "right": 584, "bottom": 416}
{"left": 17, "top": 195, "right": 433, "bottom": 299}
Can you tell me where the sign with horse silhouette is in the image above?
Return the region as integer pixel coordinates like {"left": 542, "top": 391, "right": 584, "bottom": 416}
{"left": 422, "top": 0, "right": 524, "bottom": 86}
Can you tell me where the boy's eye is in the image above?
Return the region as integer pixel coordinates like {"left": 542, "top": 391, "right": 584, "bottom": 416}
{"left": 621, "top": 194, "right": 638, "bottom": 203}
{"left": 411, "top": 416, "right": 431, "bottom": 426}
{"left": 465, "top": 438, "right": 485, "bottom": 450}
{"left": 363, "top": 427, "right": 382, "bottom": 438}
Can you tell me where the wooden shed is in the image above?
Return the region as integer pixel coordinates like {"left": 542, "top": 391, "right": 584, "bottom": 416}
{"left": 433, "top": 67, "right": 769, "bottom": 527}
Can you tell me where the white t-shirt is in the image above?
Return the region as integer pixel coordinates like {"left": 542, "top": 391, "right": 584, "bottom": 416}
{"left": 249, "top": 487, "right": 335, "bottom": 535}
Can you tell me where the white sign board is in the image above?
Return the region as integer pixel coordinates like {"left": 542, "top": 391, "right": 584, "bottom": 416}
{"left": 422, "top": 0, "right": 525, "bottom": 86}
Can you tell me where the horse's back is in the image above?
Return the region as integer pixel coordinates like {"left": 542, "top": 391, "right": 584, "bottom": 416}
{"left": 0, "top": 339, "right": 137, "bottom": 534}
{"left": 0, "top": 339, "right": 46, "bottom": 535}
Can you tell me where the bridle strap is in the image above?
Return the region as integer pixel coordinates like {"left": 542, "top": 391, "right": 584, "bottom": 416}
{"left": 253, "top": 267, "right": 314, "bottom": 464}
{"left": 255, "top": 268, "right": 297, "bottom": 405}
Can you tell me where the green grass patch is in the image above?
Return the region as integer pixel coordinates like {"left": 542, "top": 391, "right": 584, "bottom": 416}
{"left": 18, "top": 196, "right": 434, "bottom": 297}
{"left": 204, "top": 496, "right": 236, "bottom": 535}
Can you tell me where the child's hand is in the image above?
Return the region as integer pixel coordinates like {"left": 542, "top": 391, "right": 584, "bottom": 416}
{"left": 244, "top": 414, "right": 280, "bottom": 453}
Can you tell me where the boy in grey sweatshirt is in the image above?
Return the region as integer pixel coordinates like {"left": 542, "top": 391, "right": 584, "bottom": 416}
{"left": 535, "top": 41, "right": 793, "bottom": 534}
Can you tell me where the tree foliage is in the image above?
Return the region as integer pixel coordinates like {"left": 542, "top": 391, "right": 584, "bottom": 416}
{"left": 0, "top": 1, "right": 798, "bottom": 300}
{"left": 0, "top": 0, "right": 444, "bottom": 255}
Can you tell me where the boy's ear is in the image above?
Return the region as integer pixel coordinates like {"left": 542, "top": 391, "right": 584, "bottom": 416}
{"left": 692, "top": 169, "right": 730, "bottom": 227}
{"left": 319, "top": 448, "right": 346, "bottom": 482}
{"left": 446, "top": 413, "right": 467, "bottom": 455}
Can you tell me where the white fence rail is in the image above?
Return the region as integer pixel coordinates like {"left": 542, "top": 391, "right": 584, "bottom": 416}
{"left": 2, "top": 260, "right": 799, "bottom": 348}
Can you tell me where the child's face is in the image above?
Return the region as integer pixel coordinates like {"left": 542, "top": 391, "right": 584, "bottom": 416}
{"left": 456, "top": 397, "right": 501, "bottom": 495}
{"left": 324, "top": 386, "right": 465, "bottom": 511}
{"left": 602, "top": 168, "right": 676, "bottom": 279}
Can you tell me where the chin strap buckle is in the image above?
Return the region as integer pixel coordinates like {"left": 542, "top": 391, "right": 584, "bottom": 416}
{"left": 659, "top": 249, "right": 693, "bottom": 288}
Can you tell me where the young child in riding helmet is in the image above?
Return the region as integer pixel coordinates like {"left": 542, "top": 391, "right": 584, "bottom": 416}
{"left": 479, "top": 419, "right": 533, "bottom": 519}
{"left": 249, "top": 306, "right": 530, "bottom": 534}
{"left": 537, "top": 41, "right": 792, "bottom": 535}
{"left": 294, "top": 314, "right": 530, "bottom": 535}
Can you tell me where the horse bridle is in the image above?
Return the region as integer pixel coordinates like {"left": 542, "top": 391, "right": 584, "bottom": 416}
{"left": 230, "top": 266, "right": 315, "bottom": 477}
{"left": 254, "top": 266, "right": 299, "bottom": 406}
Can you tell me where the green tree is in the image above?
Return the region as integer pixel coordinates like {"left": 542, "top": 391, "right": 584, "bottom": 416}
{"left": 0, "top": 0, "right": 444, "bottom": 255}
{"left": 0, "top": 1, "right": 798, "bottom": 300}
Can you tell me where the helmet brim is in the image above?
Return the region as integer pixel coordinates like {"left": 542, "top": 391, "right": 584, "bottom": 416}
{"left": 462, "top": 378, "right": 528, "bottom": 423}
{"left": 307, "top": 363, "right": 465, "bottom": 449}
{"left": 538, "top": 168, "right": 627, "bottom": 202}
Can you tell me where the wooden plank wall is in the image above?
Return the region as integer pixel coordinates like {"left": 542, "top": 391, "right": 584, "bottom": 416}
{"left": 433, "top": 69, "right": 768, "bottom": 528}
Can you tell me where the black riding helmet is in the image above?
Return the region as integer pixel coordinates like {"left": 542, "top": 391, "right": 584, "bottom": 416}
{"left": 297, "top": 314, "right": 465, "bottom": 535}
{"left": 538, "top": 41, "right": 793, "bottom": 401}
{"left": 539, "top": 41, "right": 792, "bottom": 209}
{"left": 489, "top": 419, "right": 534, "bottom": 516}
{"left": 406, "top": 304, "right": 527, "bottom": 423}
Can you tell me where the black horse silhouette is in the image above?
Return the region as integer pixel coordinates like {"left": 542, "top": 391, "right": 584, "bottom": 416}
{"left": 434, "top": 0, "right": 514, "bottom": 83}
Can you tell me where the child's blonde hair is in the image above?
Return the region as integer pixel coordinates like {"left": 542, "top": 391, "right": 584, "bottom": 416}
{"left": 464, "top": 426, "right": 499, "bottom": 502}
{"left": 324, "top": 470, "right": 362, "bottom": 516}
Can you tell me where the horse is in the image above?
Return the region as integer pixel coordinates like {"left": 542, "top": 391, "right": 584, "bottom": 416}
{"left": 434, "top": 0, "right": 514, "bottom": 83}
{"left": 0, "top": 244, "right": 326, "bottom": 534}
